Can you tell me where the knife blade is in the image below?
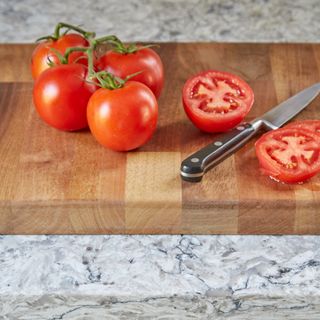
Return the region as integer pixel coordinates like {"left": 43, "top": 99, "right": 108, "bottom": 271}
{"left": 180, "top": 82, "right": 320, "bottom": 182}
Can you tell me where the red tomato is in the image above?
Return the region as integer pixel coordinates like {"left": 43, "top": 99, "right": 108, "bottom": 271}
{"left": 97, "top": 47, "right": 164, "bottom": 99}
{"left": 285, "top": 120, "right": 320, "bottom": 136}
{"left": 87, "top": 81, "right": 158, "bottom": 151}
{"left": 31, "top": 33, "right": 89, "bottom": 79}
{"left": 33, "top": 64, "right": 96, "bottom": 131}
{"left": 182, "top": 70, "right": 254, "bottom": 133}
{"left": 255, "top": 127, "right": 320, "bottom": 184}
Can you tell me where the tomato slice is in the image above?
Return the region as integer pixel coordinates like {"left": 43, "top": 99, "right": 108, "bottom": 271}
{"left": 285, "top": 120, "right": 320, "bottom": 136}
{"left": 182, "top": 70, "right": 254, "bottom": 132}
{"left": 255, "top": 127, "right": 320, "bottom": 184}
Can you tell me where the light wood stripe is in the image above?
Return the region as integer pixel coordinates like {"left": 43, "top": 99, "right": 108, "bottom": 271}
{"left": 125, "top": 152, "right": 182, "bottom": 232}
{"left": 0, "top": 44, "right": 34, "bottom": 82}
{"left": 182, "top": 156, "right": 239, "bottom": 234}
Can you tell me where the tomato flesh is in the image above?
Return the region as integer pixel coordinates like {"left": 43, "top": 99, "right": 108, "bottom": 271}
{"left": 255, "top": 127, "right": 320, "bottom": 184}
{"left": 191, "top": 78, "right": 245, "bottom": 113}
{"left": 182, "top": 70, "right": 254, "bottom": 132}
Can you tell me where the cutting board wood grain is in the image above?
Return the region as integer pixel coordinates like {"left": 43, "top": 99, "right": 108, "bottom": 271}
{"left": 0, "top": 43, "right": 320, "bottom": 234}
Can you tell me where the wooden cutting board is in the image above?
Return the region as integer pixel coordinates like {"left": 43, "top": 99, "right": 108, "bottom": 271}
{"left": 1, "top": 43, "right": 320, "bottom": 235}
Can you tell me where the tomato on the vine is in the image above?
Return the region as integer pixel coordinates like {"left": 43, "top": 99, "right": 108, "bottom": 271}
{"left": 255, "top": 127, "right": 320, "bottom": 184}
{"left": 97, "top": 47, "right": 164, "bottom": 99}
{"left": 182, "top": 70, "right": 254, "bottom": 133}
{"left": 31, "top": 33, "right": 90, "bottom": 79}
{"left": 87, "top": 80, "right": 158, "bottom": 151}
{"left": 33, "top": 64, "right": 96, "bottom": 131}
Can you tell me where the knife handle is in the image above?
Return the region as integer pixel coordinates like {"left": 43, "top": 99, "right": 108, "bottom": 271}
{"left": 180, "top": 123, "right": 258, "bottom": 182}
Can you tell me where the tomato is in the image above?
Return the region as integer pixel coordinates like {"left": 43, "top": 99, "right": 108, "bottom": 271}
{"left": 285, "top": 120, "right": 320, "bottom": 136}
{"left": 87, "top": 81, "right": 158, "bottom": 151}
{"left": 255, "top": 127, "right": 320, "bottom": 184}
{"left": 31, "top": 33, "right": 90, "bottom": 79}
{"left": 182, "top": 70, "right": 254, "bottom": 133}
{"left": 33, "top": 64, "right": 96, "bottom": 131}
{"left": 97, "top": 47, "right": 164, "bottom": 99}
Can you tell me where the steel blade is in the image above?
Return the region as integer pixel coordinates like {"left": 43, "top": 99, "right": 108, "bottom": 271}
{"left": 257, "top": 83, "right": 320, "bottom": 128}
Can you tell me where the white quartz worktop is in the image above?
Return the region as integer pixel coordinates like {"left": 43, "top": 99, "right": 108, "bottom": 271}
{"left": 1, "top": 0, "right": 320, "bottom": 43}
{"left": 1, "top": 0, "right": 320, "bottom": 319}
{"left": 2, "top": 235, "right": 320, "bottom": 318}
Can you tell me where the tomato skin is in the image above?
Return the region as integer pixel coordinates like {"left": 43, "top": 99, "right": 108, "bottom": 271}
{"left": 183, "top": 99, "right": 245, "bottom": 132}
{"left": 33, "top": 64, "right": 96, "bottom": 131}
{"left": 182, "top": 70, "right": 254, "bottom": 133}
{"left": 285, "top": 120, "right": 320, "bottom": 136}
{"left": 255, "top": 127, "right": 320, "bottom": 184}
{"left": 87, "top": 81, "right": 158, "bottom": 151}
{"left": 31, "top": 33, "right": 90, "bottom": 79}
{"left": 97, "top": 48, "right": 164, "bottom": 99}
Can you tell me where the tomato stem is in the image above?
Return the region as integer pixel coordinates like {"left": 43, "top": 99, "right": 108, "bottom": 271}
{"left": 86, "top": 46, "right": 95, "bottom": 80}
{"left": 54, "top": 22, "right": 95, "bottom": 39}
{"left": 36, "top": 22, "right": 95, "bottom": 42}
{"left": 48, "top": 47, "right": 66, "bottom": 64}
{"left": 60, "top": 46, "right": 87, "bottom": 63}
{"left": 36, "top": 35, "right": 56, "bottom": 42}
{"left": 91, "top": 35, "right": 122, "bottom": 49}
{"left": 95, "top": 71, "right": 124, "bottom": 89}
{"left": 49, "top": 46, "right": 91, "bottom": 75}
{"left": 85, "top": 35, "right": 123, "bottom": 80}
{"left": 94, "top": 36, "right": 158, "bottom": 54}
{"left": 54, "top": 46, "right": 95, "bottom": 81}
{"left": 92, "top": 70, "right": 143, "bottom": 90}
{"left": 93, "top": 36, "right": 135, "bottom": 54}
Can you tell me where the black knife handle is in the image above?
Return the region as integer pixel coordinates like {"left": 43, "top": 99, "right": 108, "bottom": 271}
{"left": 180, "top": 123, "right": 257, "bottom": 182}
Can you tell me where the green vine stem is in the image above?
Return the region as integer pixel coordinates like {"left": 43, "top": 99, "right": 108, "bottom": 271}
{"left": 44, "top": 32, "right": 147, "bottom": 84}
{"left": 46, "top": 35, "right": 122, "bottom": 81}
{"left": 93, "top": 71, "right": 142, "bottom": 89}
{"left": 62, "top": 46, "right": 87, "bottom": 63}
{"left": 54, "top": 22, "right": 95, "bottom": 39}
{"left": 89, "top": 35, "right": 122, "bottom": 50}
{"left": 85, "top": 47, "right": 95, "bottom": 80}
{"left": 37, "top": 22, "right": 95, "bottom": 42}
{"left": 49, "top": 46, "right": 95, "bottom": 80}
{"left": 93, "top": 35, "right": 158, "bottom": 54}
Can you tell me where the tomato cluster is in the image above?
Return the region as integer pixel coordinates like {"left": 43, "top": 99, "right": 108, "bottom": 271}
{"left": 32, "top": 23, "right": 319, "bottom": 185}
{"left": 32, "top": 22, "right": 163, "bottom": 151}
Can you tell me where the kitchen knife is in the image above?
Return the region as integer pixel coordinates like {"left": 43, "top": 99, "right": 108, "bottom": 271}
{"left": 180, "top": 82, "right": 320, "bottom": 182}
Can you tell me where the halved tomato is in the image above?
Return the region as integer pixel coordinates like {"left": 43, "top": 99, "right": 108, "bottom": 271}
{"left": 182, "top": 70, "right": 254, "bottom": 132}
{"left": 285, "top": 120, "right": 320, "bottom": 136}
{"left": 255, "top": 127, "right": 320, "bottom": 184}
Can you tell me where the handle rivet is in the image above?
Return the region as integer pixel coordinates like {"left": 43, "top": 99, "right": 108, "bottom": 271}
{"left": 191, "top": 157, "right": 200, "bottom": 163}
{"left": 237, "top": 125, "right": 245, "bottom": 131}
{"left": 214, "top": 141, "right": 223, "bottom": 146}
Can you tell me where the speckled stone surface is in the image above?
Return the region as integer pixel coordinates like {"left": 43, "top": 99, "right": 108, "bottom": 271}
{"left": 1, "top": 235, "right": 320, "bottom": 318}
{"left": 1, "top": 0, "right": 320, "bottom": 43}
{"left": 1, "top": 0, "right": 320, "bottom": 319}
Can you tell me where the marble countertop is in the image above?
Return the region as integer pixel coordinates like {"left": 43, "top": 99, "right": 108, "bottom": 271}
{"left": 2, "top": 235, "right": 320, "bottom": 318}
{"left": 1, "top": 0, "right": 320, "bottom": 319}
{"left": 1, "top": 0, "right": 320, "bottom": 43}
